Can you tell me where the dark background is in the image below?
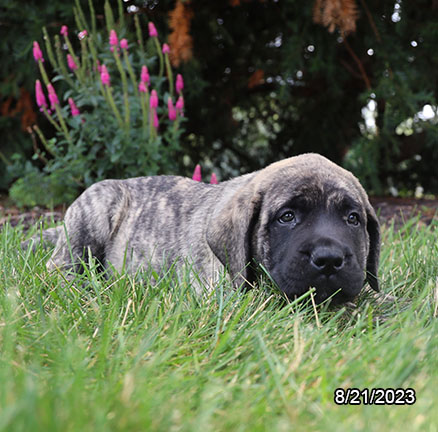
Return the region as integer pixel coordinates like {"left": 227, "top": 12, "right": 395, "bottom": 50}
{"left": 1, "top": 0, "right": 437, "bottom": 202}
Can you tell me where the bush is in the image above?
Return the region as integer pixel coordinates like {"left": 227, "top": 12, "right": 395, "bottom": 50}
{"left": 10, "top": 0, "right": 185, "bottom": 207}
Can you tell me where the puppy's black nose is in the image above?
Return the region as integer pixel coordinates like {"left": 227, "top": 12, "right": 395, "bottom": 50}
{"left": 310, "top": 246, "right": 345, "bottom": 276}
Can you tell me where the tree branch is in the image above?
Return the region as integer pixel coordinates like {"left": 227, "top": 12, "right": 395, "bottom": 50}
{"left": 342, "top": 36, "right": 372, "bottom": 90}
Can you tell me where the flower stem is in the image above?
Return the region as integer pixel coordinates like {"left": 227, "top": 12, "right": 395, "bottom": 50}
{"left": 42, "top": 106, "right": 62, "bottom": 133}
{"left": 33, "top": 125, "right": 57, "bottom": 157}
{"left": 104, "top": 85, "right": 125, "bottom": 131}
{"left": 53, "top": 104, "right": 73, "bottom": 144}
{"left": 140, "top": 91, "right": 149, "bottom": 137}
{"left": 87, "top": 34, "right": 100, "bottom": 82}
{"left": 104, "top": 0, "right": 115, "bottom": 35}
{"left": 38, "top": 61, "right": 50, "bottom": 86}
{"left": 153, "top": 38, "right": 164, "bottom": 77}
{"left": 117, "top": 0, "right": 125, "bottom": 29}
{"left": 113, "top": 51, "right": 130, "bottom": 129}
{"left": 149, "top": 109, "right": 156, "bottom": 143}
{"left": 54, "top": 35, "right": 75, "bottom": 86}
{"left": 123, "top": 49, "right": 139, "bottom": 98}
{"left": 88, "top": 0, "right": 97, "bottom": 35}
{"left": 164, "top": 53, "right": 174, "bottom": 97}
{"left": 74, "top": 0, "right": 89, "bottom": 31}
{"left": 173, "top": 118, "right": 179, "bottom": 135}
{"left": 80, "top": 37, "right": 90, "bottom": 79}
{"left": 63, "top": 34, "right": 83, "bottom": 83}
{"left": 134, "top": 14, "right": 144, "bottom": 53}
{"left": 42, "top": 27, "right": 57, "bottom": 70}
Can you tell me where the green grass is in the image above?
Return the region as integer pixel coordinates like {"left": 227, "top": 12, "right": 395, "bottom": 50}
{"left": 1, "top": 217, "right": 438, "bottom": 431}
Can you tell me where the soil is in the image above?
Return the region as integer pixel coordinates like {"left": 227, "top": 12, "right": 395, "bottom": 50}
{"left": 369, "top": 196, "right": 438, "bottom": 230}
{"left": 0, "top": 195, "right": 437, "bottom": 231}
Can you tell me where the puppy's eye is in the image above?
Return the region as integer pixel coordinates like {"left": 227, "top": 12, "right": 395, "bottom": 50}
{"left": 278, "top": 211, "right": 296, "bottom": 224}
{"left": 347, "top": 212, "right": 360, "bottom": 226}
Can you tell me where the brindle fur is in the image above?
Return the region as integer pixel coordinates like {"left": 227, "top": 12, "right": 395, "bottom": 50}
{"left": 25, "top": 154, "right": 380, "bottom": 302}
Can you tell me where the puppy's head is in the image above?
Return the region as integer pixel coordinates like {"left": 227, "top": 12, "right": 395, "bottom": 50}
{"left": 207, "top": 154, "right": 380, "bottom": 304}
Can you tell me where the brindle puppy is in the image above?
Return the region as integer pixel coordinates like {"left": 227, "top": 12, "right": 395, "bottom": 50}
{"left": 26, "top": 154, "right": 380, "bottom": 304}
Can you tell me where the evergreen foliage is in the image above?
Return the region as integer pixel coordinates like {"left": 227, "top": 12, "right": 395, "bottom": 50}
{"left": 167, "top": 0, "right": 438, "bottom": 193}
{"left": 1, "top": 0, "right": 437, "bottom": 200}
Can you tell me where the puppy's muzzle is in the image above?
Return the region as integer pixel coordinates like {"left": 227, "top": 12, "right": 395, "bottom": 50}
{"left": 310, "top": 245, "right": 345, "bottom": 276}
{"left": 300, "top": 237, "right": 353, "bottom": 291}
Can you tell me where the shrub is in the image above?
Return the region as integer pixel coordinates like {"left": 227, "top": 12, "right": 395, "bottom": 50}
{"left": 10, "top": 0, "right": 186, "bottom": 207}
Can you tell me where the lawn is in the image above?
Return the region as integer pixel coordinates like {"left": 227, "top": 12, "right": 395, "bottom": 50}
{"left": 0, "top": 217, "right": 437, "bottom": 431}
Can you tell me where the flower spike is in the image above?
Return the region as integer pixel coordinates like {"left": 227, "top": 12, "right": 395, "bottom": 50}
{"left": 210, "top": 173, "right": 219, "bottom": 184}
{"left": 67, "top": 54, "right": 78, "bottom": 71}
{"left": 192, "top": 165, "right": 202, "bottom": 182}
{"left": 176, "top": 74, "right": 184, "bottom": 93}
{"left": 148, "top": 22, "right": 158, "bottom": 37}
{"left": 33, "top": 41, "right": 44, "bottom": 62}
{"left": 68, "top": 98, "right": 81, "bottom": 117}
{"left": 35, "top": 80, "right": 48, "bottom": 110}
{"left": 167, "top": 97, "right": 177, "bottom": 121}
{"left": 100, "top": 64, "right": 111, "bottom": 86}
{"left": 150, "top": 90, "right": 158, "bottom": 109}
{"left": 47, "top": 83, "right": 59, "bottom": 108}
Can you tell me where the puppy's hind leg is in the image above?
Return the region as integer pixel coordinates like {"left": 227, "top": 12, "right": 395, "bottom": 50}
{"left": 46, "top": 222, "right": 90, "bottom": 275}
{"left": 21, "top": 226, "right": 63, "bottom": 252}
{"left": 46, "top": 180, "right": 129, "bottom": 276}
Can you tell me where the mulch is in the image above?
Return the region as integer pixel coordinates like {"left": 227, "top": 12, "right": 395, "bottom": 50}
{"left": 370, "top": 197, "right": 438, "bottom": 230}
{"left": 0, "top": 196, "right": 437, "bottom": 231}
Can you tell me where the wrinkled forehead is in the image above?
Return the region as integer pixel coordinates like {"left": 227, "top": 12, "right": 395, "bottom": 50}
{"left": 261, "top": 171, "right": 365, "bottom": 213}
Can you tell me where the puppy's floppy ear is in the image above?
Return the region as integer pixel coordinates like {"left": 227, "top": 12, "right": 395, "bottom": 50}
{"left": 206, "top": 183, "right": 261, "bottom": 287}
{"left": 365, "top": 202, "right": 380, "bottom": 292}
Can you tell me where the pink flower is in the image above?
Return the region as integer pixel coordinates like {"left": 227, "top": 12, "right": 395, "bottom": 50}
{"left": 78, "top": 30, "right": 88, "bottom": 40}
{"left": 68, "top": 98, "right": 80, "bottom": 117}
{"left": 210, "top": 173, "right": 218, "bottom": 185}
{"left": 109, "top": 29, "right": 118, "bottom": 47}
{"left": 167, "top": 97, "right": 176, "bottom": 121}
{"left": 150, "top": 90, "right": 158, "bottom": 109}
{"left": 100, "top": 64, "right": 110, "bottom": 86}
{"left": 176, "top": 74, "right": 184, "bottom": 93}
{"left": 141, "top": 66, "right": 150, "bottom": 85}
{"left": 153, "top": 109, "right": 159, "bottom": 129}
{"left": 138, "top": 81, "right": 147, "bottom": 93}
{"left": 176, "top": 96, "right": 184, "bottom": 116}
{"left": 120, "top": 38, "right": 128, "bottom": 50}
{"left": 46, "top": 83, "right": 59, "bottom": 109}
{"left": 192, "top": 165, "right": 202, "bottom": 182}
{"left": 162, "top": 43, "right": 170, "bottom": 54}
{"left": 35, "top": 80, "right": 47, "bottom": 110}
{"left": 32, "top": 41, "right": 44, "bottom": 62}
{"left": 67, "top": 54, "right": 78, "bottom": 71}
{"left": 60, "top": 25, "right": 68, "bottom": 37}
{"left": 148, "top": 22, "right": 158, "bottom": 38}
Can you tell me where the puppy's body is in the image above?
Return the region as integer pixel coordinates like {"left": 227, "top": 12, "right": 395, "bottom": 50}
{"left": 46, "top": 176, "right": 232, "bottom": 284}
{"left": 30, "top": 154, "right": 380, "bottom": 304}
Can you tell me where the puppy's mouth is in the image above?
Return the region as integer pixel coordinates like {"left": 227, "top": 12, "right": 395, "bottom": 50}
{"left": 269, "top": 265, "right": 364, "bottom": 305}
{"left": 311, "top": 287, "right": 356, "bottom": 305}
{"left": 283, "top": 277, "right": 361, "bottom": 305}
